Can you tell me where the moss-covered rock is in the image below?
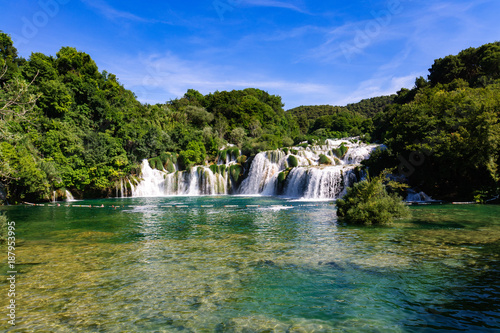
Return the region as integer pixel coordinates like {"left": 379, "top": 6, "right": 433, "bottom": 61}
{"left": 287, "top": 155, "right": 298, "bottom": 168}
{"left": 277, "top": 169, "right": 290, "bottom": 194}
{"left": 332, "top": 143, "right": 349, "bottom": 159}
{"left": 229, "top": 164, "right": 243, "bottom": 184}
{"left": 236, "top": 155, "right": 247, "bottom": 164}
{"left": 166, "top": 160, "right": 176, "bottom": 173}
{"left": 219, "top": 164, "right": 227, "bottom": 177}
{"left": 218, "top": 149, "right": 227, "bottom": 162}
{"left": 319, "top": 154, "right": 331, "bottom": 165}
{"left": 210, "top": 164, "right": 219, "bottom": 174}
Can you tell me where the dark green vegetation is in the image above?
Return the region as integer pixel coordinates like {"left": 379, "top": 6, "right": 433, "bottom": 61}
{"left": 367, "top": 42, "right": 500, "bottom": 201}
{"left": 1, "top": 30, "right": 499, "bottom": 203}
{"left": 336, "top": 174, "right": 410, "bottom": 225}
{"left": 0, "top": 213, "right": 7, "bottom": 243}
{"left": 287, "top": 97, "right": 390, "bottom": 141}
{"left": 0, "top": 32, "right": 300, "bottom": 202}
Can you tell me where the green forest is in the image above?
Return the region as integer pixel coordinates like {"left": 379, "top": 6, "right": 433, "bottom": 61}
{"left": 1, "top": 31, "right": 499, "bottom": 203}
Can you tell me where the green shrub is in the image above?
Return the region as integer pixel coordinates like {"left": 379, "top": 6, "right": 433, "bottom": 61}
{"left": 319, "top": 154, "right": 331, "bottom": 165}
{"left": 0, "top": 214, "right": 7, "bottom": 243}
{"left": 166, "top": 160, "right": 176, "bottom": 173}
{"left": 237, "top": 155, "right": 247, "bottom": 164}
{"left": 159, "top": 152, "right": 169, "bottom": 165}
{"left": 332, "top": 143, "right": 349, "bottom": 159}
{"left": 277, "top": 170, "right": 290, "bottom": 194}
{"left": 336, "top": 176, "right": 410, "bottom": 225}
{"left": 219, "top": 164, "right": 226, "bottom": 177}
{"left": 282, "top": 148, "right": 289, "bottom": 155}
{"left": 229, "top": 164, "right": 243, "bottom": 184}
{"left": 218, "top": 149, "right": 227, "bottom": 161}
{"left": 287, "top": 155, "right": 298, "bottom": 168}
{"left": 281, "top": 136, "right": 294, "bottom": 147}
{"left": 210, "top": 164, "right": 219, "bottom": 174}
{"left": 148, "top": 157, "right": 163, "bottom": 170}
{"left": 291, "top": 149, "right": 298, "bottom": 155}
{"left": 229, "top": 147, "right": 240, "bottom": 158}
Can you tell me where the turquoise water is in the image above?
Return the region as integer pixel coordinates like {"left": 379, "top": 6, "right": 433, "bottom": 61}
{"left": 1, "top": 197, "right": 499, "bottom": 332}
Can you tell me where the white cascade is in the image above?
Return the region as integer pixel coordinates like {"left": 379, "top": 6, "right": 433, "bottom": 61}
{"left": 132, "top": 160, "right": 168, "bottom": 197}
{"left": 121, "top": 178, "right": 125, "bottom": 198}
{"left": 129, "top": 138, "right": 378, "bottom": 199}
{"left": 65, "top": 190, "right": 76, "bottom": 201}
{"left": 239, "top": 139, "right": 378, "bottom": 199}
{"left": 131, "top": 160, "right": 232, "bottom": 197}
{"left": 239, "top": 150, "right": 285, "bottom": 194}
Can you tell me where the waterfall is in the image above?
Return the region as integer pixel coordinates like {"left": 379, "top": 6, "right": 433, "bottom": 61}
{"left": 65, "top": 190, "right": 76, "bottom": 202}
{"left": 239, "top": 150, "right": 285, "bottom": 194}
{"left": 131, "top": 160, "right": 233, "bottom": 197}
{"left": 116, "top": 178, "right": 126, "bottom": 197}
{"left": 282, "top": 166, "right": 357, "bottom": 199}
{"left": 132, "top": 160, "right": 167, "bottom": 197}
{"left": 238, "top": 139, "right": 377, "bottom": 199}
{"left": 129, "top": 138, "right": 378, "bottom": 199}
{"left": 120, "top": 178, "right": 125, "bottom": 198}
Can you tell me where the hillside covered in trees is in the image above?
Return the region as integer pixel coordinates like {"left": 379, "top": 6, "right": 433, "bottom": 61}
{"left": 1, "top": 31, "right": 499, "bottom": 203}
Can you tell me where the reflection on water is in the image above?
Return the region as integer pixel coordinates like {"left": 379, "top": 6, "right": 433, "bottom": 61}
{"left": 1, "top": 198, "right": 499, "bottom": 332}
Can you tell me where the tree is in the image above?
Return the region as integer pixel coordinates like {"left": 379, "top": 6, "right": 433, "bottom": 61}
{"left": 229, "top": 127, "right": 246, "bottom": 147}
{"left": 336, "top": 175, "right": 410, "bottom": 225}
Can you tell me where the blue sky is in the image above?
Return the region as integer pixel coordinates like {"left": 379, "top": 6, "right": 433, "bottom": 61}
{"left": 1, "top": 0, "right": 499, "bottom": 109}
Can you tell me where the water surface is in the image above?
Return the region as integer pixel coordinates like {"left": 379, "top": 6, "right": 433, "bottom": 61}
{"left": 1, "top": 198, "right": 499, "bottom": 332}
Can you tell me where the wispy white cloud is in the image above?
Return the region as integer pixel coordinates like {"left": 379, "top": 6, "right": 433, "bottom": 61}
{"left": 81, "top": 0, "right": 170, "bottom": 24}
{"left": 104, "top": 51, "right": 336, "bottom": 107}
{"left": 240, "top": 0, "right": 309, "bottom": 14}
{"left": 299, "top": 0, "right": 500, "bottom": 70}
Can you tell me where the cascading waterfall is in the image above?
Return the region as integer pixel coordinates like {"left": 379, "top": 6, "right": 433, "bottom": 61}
{"left": 130, "top": 160, "right": 233, "bottom": 197}
{"left": 65, "top": 190, "right": 76, "bottom": 202}
{"left": 240, "top": 150, "right": 285, "bottom": 194}
{"left": 129, "top": 138, "right": 378, "bottom": 199}
{"left": 115, "top": 178, "right": 125, "bottom": 198}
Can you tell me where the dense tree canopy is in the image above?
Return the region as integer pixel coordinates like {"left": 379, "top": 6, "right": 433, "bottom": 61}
{"left": 1, "top": 30, "right": 499, "bottom": 203}
{"left": 367, "top": 42, "right": 500, "bottom": 200}
{"left": 0, "top": 32, "right": 302, "bottom": 202}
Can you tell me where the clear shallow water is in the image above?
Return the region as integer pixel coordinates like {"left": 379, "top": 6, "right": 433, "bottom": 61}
{"left": 1, "top": 197, "right": 499, "bottom": 332}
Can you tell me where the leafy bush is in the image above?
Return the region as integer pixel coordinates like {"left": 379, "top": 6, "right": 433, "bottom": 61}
{"left": 166, "top": 160, "right": 176, "bottom": 173}
{"left": 219, "top": 164, "right": 227, "bottom": 177}
{"left": 228, "top": 147, "right": 240, "bottom": 159}
{"left": 148, "top": 157, "right": 163, "bottom": 170}
{"left": 237, "top": 155, "right": 247, "bottom": 164}
{"left": 229, "top": 164, "right": 243, "bottom": 184}
{"left": 209, "top": 164, "right": 219, "bottom": 174}
{"left": 281, "top": 136, "right": 294, "bottom": 147}
{"left": 0, "top": 213, "right": 7, "bottom": 244}
{"left": 287, "top": 155, "right": 298, "bottom": 168}
{"left": 319, "top": 154, "right": 331, "bottom": 165}
{"left": 218, "top": 149, "right": 227, "bottom": 161}
{"left": 336, "top": 176, "right": 410, "bottom": 225}
{"left": 332, "top": 143, "right": 349, "bottom": 159}
{"left": 277, "top": 170, "right": 290, "bottom": 194}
